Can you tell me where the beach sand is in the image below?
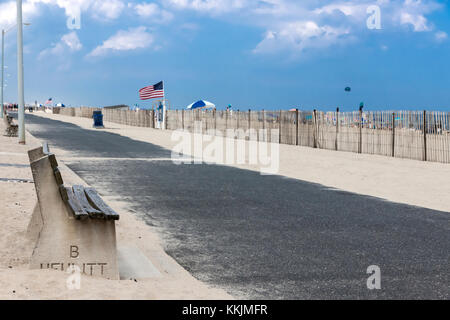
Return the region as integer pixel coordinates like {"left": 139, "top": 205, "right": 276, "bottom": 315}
{"left": 0, "top": 121, "right": 232, "bottom": 300}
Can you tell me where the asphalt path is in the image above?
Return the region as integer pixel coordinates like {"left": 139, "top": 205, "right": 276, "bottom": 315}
{"left": 21, "top": 113, "right": 450, "bottom": 299}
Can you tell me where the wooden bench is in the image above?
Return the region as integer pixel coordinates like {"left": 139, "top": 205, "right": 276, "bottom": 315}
{"left": 27, "top": 142, "right": 120, "bottom": 279}
{"left": 3, "top": 111, "right": 18, "bottom": 137}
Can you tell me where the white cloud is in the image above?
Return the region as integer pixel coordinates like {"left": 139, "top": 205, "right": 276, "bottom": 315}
{"left": 134, "top": 2, "right": 174, "bottom": 22}
{"left": 397, "top": 0, "right": 443, "bottom": 32}
{"left": 88, "top": 26, "right": 154, "bottom": 57}
{"left": 1, "top": 0, "right": 127, "bottom": 25}
{"left": 254, "top": 21, "right": 350, "bottom": 54}
{"left": 166, "top": 0, "right": 248, "bottom": 14}
{"left": 39, "top": 31, "right": 82, "bottom": 58}
{"left": 314, "top": 3, "right": 367, "bottom": 17}
{"left": 61, "top": 31, "right": 83, "bottom": 50}
{"left": 400, "top": 12, "right": 431, "bottom": 31}
{"left": 0, "top": 0, "right": 42, "bottom": 28}
{"left": 90, "top": 0, "right": 125, "bottom": 20}
{"left": 165, "top": 0, "right": 445, "bottom": 54}
{"left": 435, "top": 31, "right": 448, "bottom": 42}
{"left": 2, "top": 0, "right": 446, "bottom": 58}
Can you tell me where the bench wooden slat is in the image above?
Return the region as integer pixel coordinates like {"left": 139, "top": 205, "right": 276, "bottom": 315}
{"left": 59, "top": 185, "right": 69, "bottom": 202}
{"left": 84, "top": 188, "right": 120, "bottom": 221}
{"left": 53, "top": 167, "right": 64, "bottom": 186}
{"left": 72, "top": 185, "right": 104, "bottom": 218}
{"left": 48, "top": 154, "right": 58, "bottom": 170}
{"left": 28, "top": 143, "right": 119, "bottom": 221}
{"left": 65, "top": 187, "right": 89, "bottom": 220}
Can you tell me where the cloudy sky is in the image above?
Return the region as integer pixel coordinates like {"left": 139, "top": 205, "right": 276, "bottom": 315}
{"left": 0, "top": 0, "right": 449, "bottom": 110}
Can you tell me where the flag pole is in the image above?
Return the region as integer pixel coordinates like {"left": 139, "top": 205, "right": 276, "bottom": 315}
{"left": 162, "top": 81, "right": 166, "bottom": 130}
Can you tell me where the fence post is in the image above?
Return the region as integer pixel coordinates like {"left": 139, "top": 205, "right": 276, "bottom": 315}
{"left": 335, "top": 107, "right": 339, "bottom": 151}
{"left": 214, "top": 109, "right": 217, "bottom": 131}
{"left": 313, "top": 109, "right": 317, "bottom": 148}
{"left": 152, "top": 109, "right": 155, "bottom": 128}
{"left": 262, "top": 109, "right": 265, "bottom": 142}
{"left": 296, "top": 109, "right": 299, "bottom": 146}
{"left": 423, "top": 110, "right": 427, "bottom": 161}
{"left": 279, "top": 110, "right": 282, "bottom": 144}
{"left": 225, "top": 109, "right": 228, "bottom": 130}
{"left": 262, "top": 109, "right": 265, "bottom": 130}
{"left": 359, "top": 105, "right": 363, "bottom": 154}
{"left": 182, "top": 109, "right": 185, "bottom": 130}
{"left": 392, "top": 112, "right": 395, "bottom": 157}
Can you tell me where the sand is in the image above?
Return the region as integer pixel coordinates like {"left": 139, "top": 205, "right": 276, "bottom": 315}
{"left": 0, "top": 120, "right": 232, "bottom": 300}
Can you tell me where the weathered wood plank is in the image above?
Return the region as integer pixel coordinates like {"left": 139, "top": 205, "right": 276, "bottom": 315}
{"left": 72, "top": 185, "right": 104, "bottom": 218}
{"left": 53, "top": 167, "right": 64, "bottom": 186}
{"left": 59, "top": 185, "right": 69, "bottom": 202}
{"left": 65, "top": 187, "right": 89, "bottom": 220}
{"left": 84, "top": 187, "right": 120, "bottom": 221}
{"left": 47, "top": 153, "right": 58, "bottom": 170}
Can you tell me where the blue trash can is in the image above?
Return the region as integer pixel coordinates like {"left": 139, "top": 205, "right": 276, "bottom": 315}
{"left": 93, "top": 110, "right": 104, "bottom": 128}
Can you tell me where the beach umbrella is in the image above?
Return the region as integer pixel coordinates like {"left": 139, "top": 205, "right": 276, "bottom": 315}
{"left": 186, "top": 100, "right": 215, "bottom": 110}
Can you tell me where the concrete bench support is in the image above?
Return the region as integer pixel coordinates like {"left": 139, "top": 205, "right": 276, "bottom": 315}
{"left": 27, "top": 144, "right": 119, "bottom": 279}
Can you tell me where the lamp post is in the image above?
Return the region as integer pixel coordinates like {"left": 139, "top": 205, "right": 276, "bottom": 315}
{"left": 17, "top": 0, "right": 26, "bottom": 144}
{"left": 1, "top": 22, "right": 29, "bottom": 120}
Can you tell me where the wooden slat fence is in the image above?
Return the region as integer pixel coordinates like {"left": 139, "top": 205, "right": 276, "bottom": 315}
{"left": 51, "top": 107, "right": 450, "bottom": 164}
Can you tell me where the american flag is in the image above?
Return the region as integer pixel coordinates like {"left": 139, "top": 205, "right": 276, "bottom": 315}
{"left": 139, "top": 81, "right": 164, "bottom": 100}
{"left": 45, "top": 98, "right": 53, "bottom": 105}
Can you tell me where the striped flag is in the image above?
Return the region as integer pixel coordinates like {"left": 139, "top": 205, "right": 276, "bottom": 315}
{"left": 45, "top": 98, "right": 53, "bottom": 105}
{"left": 139, "top": 81, "right": 164, "bottom": 100}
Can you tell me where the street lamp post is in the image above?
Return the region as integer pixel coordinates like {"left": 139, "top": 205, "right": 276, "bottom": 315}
{"left": 17, "top": 0, "right": 26, "bottom": 144}
{"left": 1, "top": 29, "right": 4, "bottom": 119}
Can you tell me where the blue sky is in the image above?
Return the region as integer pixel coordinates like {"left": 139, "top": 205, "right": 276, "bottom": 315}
{"left": 0, "top": 0, "right": 449, "bottom": 111}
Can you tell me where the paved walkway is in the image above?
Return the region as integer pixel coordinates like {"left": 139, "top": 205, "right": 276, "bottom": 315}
{"left": 24, "top": 113, "right": 450, "bottom": 299}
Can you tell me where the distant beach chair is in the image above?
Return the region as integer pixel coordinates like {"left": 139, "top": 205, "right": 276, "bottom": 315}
{"left": 27, "top": 142, "right": 120, "bottom": 279}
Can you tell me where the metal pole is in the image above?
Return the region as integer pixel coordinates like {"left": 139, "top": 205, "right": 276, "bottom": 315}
{"left": 1, "top": 29, "right": 4, "bottom": 118}
{"left": 162, "top": 98, "right": 166, "bottom": 130}
{"left": 17, "top": 0, "right": 26, "bottom": 144}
